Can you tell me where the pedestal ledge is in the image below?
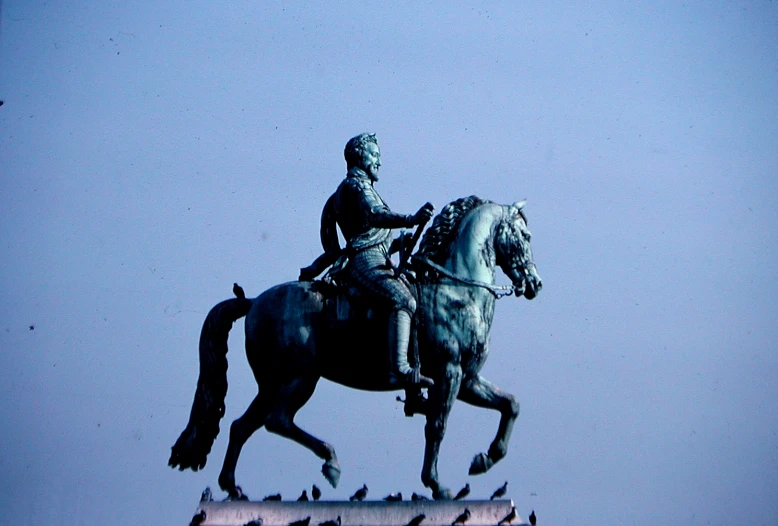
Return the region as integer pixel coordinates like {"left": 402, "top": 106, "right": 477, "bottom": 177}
{"left": 191, "top": 499, "right": 526, "bottom": 526}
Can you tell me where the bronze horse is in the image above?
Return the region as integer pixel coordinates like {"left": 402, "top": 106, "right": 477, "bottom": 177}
{"left": 169, "top": 196, "right": 542, "bottom": 500}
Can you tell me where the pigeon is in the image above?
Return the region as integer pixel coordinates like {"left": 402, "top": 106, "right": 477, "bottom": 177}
{"left": 200, "top": 486, "right": 213, "bottom": 502}
{"left": 318, "top": 516, "right": 341, "bottom": 526}
{"left": 312, "top": 485, "right": 321, "bottom": 501}
{"left": 298, "top": 490, "right": 309, "bottom": 501}
{"left": 529, "top": 510, "right": 536, "bottom": 526}
{"left": 289, "top": 517, "right": 311, "bottom": 526}
{"left": 451, "top": 508, "right": 471, "bottom": 525}
{"left": 236, "top": 486, "right": 249, "bottom": 501}
{"left": 189, "top": 510, "right": 206, "bottom": 526}
{"left": 384, "top": 492, "right": 403, "bottom": 501}
{"left": 490, "top": 481, "right": 508, "bottom": 500}
{"left": 454, "top": 483, "right": 470, "bottom": 501}
{"left": 406, "top": 514, "right": 426, "bottom": 526}
{"left": 263, "top": 493, "right": 282, "bottom": 501}
{"left": 349, "top": 484, "right": 368, "bottom": 501}
{"left": 225, "top": 486, "right": 249, "bottom": 501}
{"left": 233, "top": 283, "right": 246, "bottom": 299}
{"left": 498, "top": 506, "right": 517, "bottom": 525}
{"left": 411, "top": 492, "right": 429, "bottom": 501}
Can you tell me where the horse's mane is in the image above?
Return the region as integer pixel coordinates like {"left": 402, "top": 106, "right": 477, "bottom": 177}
{"left": 416, "top": 195, "right": 492, "bottom": 264}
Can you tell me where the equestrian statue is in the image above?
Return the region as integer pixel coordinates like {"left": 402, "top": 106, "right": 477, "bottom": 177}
{"left": 169, "top": 133, "right": 543, "bottom": 501}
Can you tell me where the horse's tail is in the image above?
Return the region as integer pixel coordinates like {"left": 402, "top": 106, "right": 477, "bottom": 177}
{"left": 168, "top": 291, "right": 252, "bottom": 471}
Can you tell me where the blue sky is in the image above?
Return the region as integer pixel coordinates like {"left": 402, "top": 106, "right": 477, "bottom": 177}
{"left": 1, "top": 1, "right": 777, "bottom": 524}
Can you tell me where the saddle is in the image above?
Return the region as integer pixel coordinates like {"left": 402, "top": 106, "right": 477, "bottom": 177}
{"left": 308, "top": 270, "right": 417, "bottom": 326}
{"left": 306, "top": 274, "right": 428, "bottom": 417}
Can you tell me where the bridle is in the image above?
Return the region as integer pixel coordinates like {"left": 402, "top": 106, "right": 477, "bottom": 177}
{"left": 411, "top": 255, "right": 518, "bottom": 299}
{"left": 410, "top": 204, "right": 532, "bottom": 299}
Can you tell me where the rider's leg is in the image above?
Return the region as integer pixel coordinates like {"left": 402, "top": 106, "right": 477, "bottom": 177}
{"left": 389, "top": 308, "right": 434, "bottom": 387}
{"left": 345, "top": 248, "right": 433, "bottom": 387}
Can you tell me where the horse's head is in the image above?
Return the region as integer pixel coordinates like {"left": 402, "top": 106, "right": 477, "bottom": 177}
{"left": 495, "top": 200, "right": 542, "bottom": 299}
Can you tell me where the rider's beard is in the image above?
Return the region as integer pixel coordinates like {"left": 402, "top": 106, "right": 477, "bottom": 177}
{"left": 367, "top": 164, "right": 379, "bottom": 182}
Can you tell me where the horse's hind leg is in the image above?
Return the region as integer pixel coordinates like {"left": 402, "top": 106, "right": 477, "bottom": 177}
{"left": 265, "top": 374, "right": 341, "bottom": 488}
{"left": 218, "top": 388, "right": 276, "bottom": 497}
{"left": 457, "top": 374, "right": 519, "bottom": 475}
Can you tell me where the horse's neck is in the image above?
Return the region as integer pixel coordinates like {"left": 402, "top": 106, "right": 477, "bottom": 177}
{"left": 445, "top": 203, "right": 503, "bottom": 284}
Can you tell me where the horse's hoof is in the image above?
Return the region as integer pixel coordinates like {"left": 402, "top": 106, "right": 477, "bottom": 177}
{"left": 218, "top": 474, "right": 236, "bottom": 495}
{"left": 433, "top": 487, "right": 454, "bottom": 500}
{"left": 468, "top": 452, "right": 494, "bottom": 475}
{"left": 322, "top": 460, "right": 341, "bottom": 488}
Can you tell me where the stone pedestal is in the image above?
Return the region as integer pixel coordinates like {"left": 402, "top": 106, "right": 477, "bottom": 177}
{"left": 190, "top": 499, "right": 526, "bottom": 526}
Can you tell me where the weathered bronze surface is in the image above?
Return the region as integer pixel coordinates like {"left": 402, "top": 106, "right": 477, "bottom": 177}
{"left": 170, "top": 135, "right": 542, "bottom": 501}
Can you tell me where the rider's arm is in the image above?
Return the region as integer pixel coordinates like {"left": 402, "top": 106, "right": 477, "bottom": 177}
{"left": 369, "top": 207, "right": 414, "bottom": 229}
{"left": 299, "top": 251, "right": 339, "bottom": 281}
{"left": 354, "top": 179, "right": 415, "bottom": 229}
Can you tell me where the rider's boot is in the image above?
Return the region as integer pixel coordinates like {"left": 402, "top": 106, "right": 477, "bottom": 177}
{"left": 389, "top": 309, "right": 434, "bottom": 388}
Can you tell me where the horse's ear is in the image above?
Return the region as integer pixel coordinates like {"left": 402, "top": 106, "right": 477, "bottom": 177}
{"left": 509, "top": 200, "right": 527, "bottom": 215}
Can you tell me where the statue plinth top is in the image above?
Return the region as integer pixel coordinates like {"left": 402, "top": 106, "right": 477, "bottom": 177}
{"left": 191, "top": 499, "right": 522, "bottom": 526}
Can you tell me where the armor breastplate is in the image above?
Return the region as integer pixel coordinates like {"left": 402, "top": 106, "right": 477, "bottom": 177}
{"left": 334, "top": 172, "right": 392, "bottom": 252}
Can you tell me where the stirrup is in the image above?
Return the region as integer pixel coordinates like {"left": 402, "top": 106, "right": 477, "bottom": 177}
{"left": 398, "top": 389, "right": 430, "bottom": 417}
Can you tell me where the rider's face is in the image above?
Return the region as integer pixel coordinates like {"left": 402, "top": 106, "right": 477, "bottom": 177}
{"left": 359, "top": 143, "right": 381, "bottom": 181}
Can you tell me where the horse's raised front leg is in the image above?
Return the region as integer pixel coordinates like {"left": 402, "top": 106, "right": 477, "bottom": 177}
{"left": 264, "top": 374, "right": 341, "bottom": 488}
{"left": 421, "top": 361, "right": 462, "bottom": 500}
{"left": 457, "top": 374, "right": 519, "bottom": 475}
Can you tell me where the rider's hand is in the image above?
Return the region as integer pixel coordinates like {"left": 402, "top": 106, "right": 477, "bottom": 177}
{"left": 412, "top": 202, "right": 435, "bottom": 225}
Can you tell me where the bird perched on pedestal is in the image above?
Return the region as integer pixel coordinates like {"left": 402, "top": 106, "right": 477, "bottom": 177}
{"left": 318, "top": 516, "right": 341, "bottom": 526}
{"left": 529, "top": 510, "right": 536, "bottom": 526}
{"left": 451, "top": 508, "right": 471, "bottom": 525}
{"left": 350, "top": 484, "right": 368, "bottom": 501}
{"left": 235, "top": 486, "right": 249, "bottom": 500}
{"left": 384, "top": 492, "right": 403, "bottom": 501}
{"left": 226, "top": 486, "right": 248, "bottom": 501}
{"left": 490, "top": 481, "right": 508, "bottom": 500}
{"left": 312, "top": 485, "right": 322, "bottom": 501}
{"left": 189, "top": 510, "right": 206, "bottom": 526}
{"left": 263, "top": 493, "right": 282, "bottom": 501}
{"left": 454, "top": 483, "right": 470, "bottom": 501}
{"left": 411, "top": 493, "right": 429, "bottom": 501}
{"left": 298, "top": 490, "right": 309, "bottom": 501}
{"left": 200, "top": 487, "right": 213, "bottom": 502}
{"left": 498, "top": 506, "right": 517, "bottom": 525}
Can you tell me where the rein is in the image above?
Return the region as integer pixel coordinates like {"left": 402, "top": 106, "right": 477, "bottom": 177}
{"left": 412, "top": 255, "right": 516, "bottom": 299}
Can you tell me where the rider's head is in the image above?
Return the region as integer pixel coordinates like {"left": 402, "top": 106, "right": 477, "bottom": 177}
{"left": 345, "top": 133, "right": 381, "bottom": 181}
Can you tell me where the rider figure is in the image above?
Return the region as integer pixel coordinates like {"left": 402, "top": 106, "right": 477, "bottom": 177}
{"left": 300, "top": 133, "right": 434, "bottom": 388}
